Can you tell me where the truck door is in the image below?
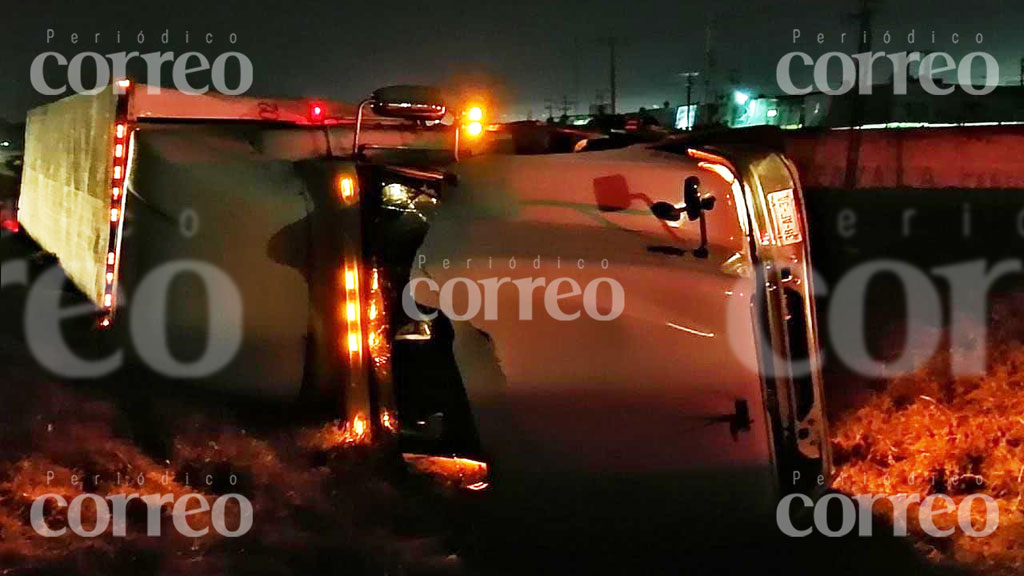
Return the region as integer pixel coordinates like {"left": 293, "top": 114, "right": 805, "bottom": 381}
{"left": 411, "top": 147, "right": 780, "bottom": 508}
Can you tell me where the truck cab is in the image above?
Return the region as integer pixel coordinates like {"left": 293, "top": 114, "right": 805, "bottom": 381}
{"left": 408, "top": 133, "right": 832, "bottom": 505}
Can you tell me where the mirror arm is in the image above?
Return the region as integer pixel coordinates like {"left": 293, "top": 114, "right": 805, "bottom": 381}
{"left": 694, "top": 210, "right": 710, "bottom": 259}
{"left": 352, "top": 98, "right": 374, "bottom": 158}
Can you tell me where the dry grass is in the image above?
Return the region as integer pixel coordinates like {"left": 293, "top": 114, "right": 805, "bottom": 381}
{"left": 832, "top": 295, "right": 1024, "bottom": 575}
{"left": 0, "top": 379, "right": 458, "bottom": 575}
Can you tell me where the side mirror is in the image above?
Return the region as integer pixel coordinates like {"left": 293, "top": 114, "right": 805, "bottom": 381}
{"left": 593, "top": 175, "right": 632, "bottom": 212}
{"left": 650, "top": 176, "right": 717, "bottom": 259}
{"left": 683, "top": 176, "right": 716, "bottom": 221}
{"left": 354, "top": 85, "right": 447, "bottom": 156}
{"left": 370, "top": 85, "right": 447, "bottom": 121}
{"left": 650, "top": 202, "right": 681, "bottom": 222}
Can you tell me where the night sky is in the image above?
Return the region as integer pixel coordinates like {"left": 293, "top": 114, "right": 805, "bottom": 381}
{"left": 1, "top": 0, "right": 1021, "bottom": 121}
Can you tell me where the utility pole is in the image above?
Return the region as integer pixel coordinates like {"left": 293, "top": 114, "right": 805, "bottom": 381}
{"left": 607, "top": 37, "right": 618, "bottom": 115}
{"left": 679, "top": 72, "right": 700, "bottom": 130}
{"left": 545, "top": 97, "right": 576, "bottom": 122}
{"left": 1020, "top": 57, "right": 1023, "bottom": 86}
{"left": 558, "top": 95, "right": 577, "bottom": 117}
{"left": 594, "top": 89, "right": 609, "bottom": 115}
{"left": 703, "top": 17, "right": 715, "bottom": 120}
{"left": 844, "top": 0, "right": 877, "bottom": 188}
{"left": 573, "top": 37, "right": 581, "bottom": 113}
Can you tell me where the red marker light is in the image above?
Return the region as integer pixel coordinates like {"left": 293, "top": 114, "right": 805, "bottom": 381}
{"left": 310, "top": 103, "right": 324, "bottom": 122}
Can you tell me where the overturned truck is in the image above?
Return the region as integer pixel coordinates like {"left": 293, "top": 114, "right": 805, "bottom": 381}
{"left": 19, "top": 85, "right": 838, "bottom": 519}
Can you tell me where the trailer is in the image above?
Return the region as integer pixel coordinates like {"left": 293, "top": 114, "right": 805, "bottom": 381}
{"left": 16, "top": 82, "right": 481, "bottom": 441}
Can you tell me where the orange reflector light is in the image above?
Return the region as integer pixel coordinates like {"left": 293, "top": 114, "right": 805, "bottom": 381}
{"left": 697, "top": 161, "right": 736, "bottom": 185}
{"left": 108, "top": 252, "right": 116, "bottom": 265}
{"left": 368, "top": 304, "right": 377, "bottom": 320}
{"left": 114, "top": 144, "right": 124, "bottom": 158}
{"left": 104, "top": 294, "right": 113, "bottom": 308}
{"left": 114, "top": 166, "right": 122, "bottom": 180}
{"left": 110, "top": 208, "right": 119, "bottom": 222}
{"left": 687, "top": 148, "right": 730, "bottom": 165}
{"left": 116, "top": 79, "right": 131, "bottom": 89}
{"left": 371, "top": 268, "right": 379, "bottom": 291}
{"left": 100, "top": 318, "right": 111, "bottom": 328}
{"left": 341, "top": 265, "right": 363, "bottom": 360}
{"left": 338, "top": 176, "right": 355, "bottom": 201}
{"left": 106, "top": 272, "right": 114, "bottom": 284}
{"left": 402, "top": 455, "right": 490, "bottom": 490}
{"left": 352, "top": 415, "right": 367, "bottom": 438}
{"left": 115, "top": 124, "right": 126, "bottom": 138}
{"left": 112, "top": 187, "right": 120, "bottom": 199}
{"left": 381, "top": 410, "right": 397, "bottom": 432}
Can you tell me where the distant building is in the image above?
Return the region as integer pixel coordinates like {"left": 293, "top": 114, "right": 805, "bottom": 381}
{"left": 724, "top": 81, "right": 1024, "bottom": 130}
{"left": 537, "top": 79, "right": 1021, "bottom": 135}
